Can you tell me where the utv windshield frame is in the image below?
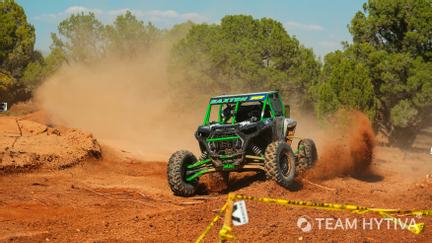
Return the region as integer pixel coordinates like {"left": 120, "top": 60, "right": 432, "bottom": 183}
{"left": 202, "top": 92, "right": 285, "bottom": 125}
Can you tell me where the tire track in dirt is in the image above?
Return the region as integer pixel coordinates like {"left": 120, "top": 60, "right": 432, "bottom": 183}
{"left": 10, "top": 118, "right": 22, "bottom": 148}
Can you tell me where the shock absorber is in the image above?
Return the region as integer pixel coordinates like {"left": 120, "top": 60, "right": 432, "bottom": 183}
{"left": 199, "top": 151, "right": 208, "bottom": 160}
{"left": 251, "top": 145, "right": 262, "bottom": 156}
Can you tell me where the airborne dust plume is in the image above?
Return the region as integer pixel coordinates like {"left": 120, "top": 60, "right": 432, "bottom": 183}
{"left": 304, "top": 111, "right": 376, "bottom": 180}
{"left": 36, "top": 47, "right": 206, "bottom": 160}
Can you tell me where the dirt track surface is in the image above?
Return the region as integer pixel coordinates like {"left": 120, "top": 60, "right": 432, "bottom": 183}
{"left": 0, "top": 115, "right": 432, "bottom": 242}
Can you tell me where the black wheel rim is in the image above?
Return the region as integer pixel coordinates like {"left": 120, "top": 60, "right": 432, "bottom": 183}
{"left": 279, "top": 149, "right": 291, "bottom": 176}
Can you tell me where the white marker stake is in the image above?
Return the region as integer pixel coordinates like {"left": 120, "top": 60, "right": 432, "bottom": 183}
{"left": 0, "top": 102, "right": 6, "bottom": 112}
{"left": 430, "top": 147, "right": 432, "bottom": 155}
{"left": 232, "top": 200, "right": 249, "bottom": 226}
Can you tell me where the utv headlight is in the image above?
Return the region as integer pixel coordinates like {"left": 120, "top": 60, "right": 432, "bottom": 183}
{"left": 197, "top": 126, "right": 211, "bottom": 137}
{"left": 198, "top": 131, "right": 210, "bottom": 137}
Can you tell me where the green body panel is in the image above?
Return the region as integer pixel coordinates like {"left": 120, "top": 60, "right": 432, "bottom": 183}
{"left": 260, "top": 97, "right": 269, "bottom": 119}
{"left": 206, "top": 135, "right": 240, "bottom": 142}
{"left": 223, "top": 164, "right": 235, "bottom": 169}
{"left": 187, "top": 159, "right": 211, "bottom": 169}
{"left": 268, "top": 97, "right": 276, "bottom": 117}
{"left": 218, "top": 104, "right": 223, "bottom": 123}
{"left": 203, "top": 103, "right": 212, "bottom": 125}
{"left": 232, "top": 101, "right": 240, "bottom": 124}
{"left": 186, "top": 169, "right": 209, "bottom": 181}
{"left": 294, "top": 144, "right": 304, "bottom": 155}
{"left": 184, "top": 154, "right": 268, "bottom": 181}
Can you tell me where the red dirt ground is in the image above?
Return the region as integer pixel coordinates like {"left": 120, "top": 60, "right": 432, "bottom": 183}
{"left": 0, "top": 114, "right": 431, "bottom": 242}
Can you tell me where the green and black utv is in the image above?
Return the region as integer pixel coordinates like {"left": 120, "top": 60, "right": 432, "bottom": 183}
{"left": 168, "top": 91, "right": 317, "bottom": 196}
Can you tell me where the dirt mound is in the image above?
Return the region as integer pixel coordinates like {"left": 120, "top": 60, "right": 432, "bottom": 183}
{"left": 0, "top": 116, "right": 101, "bottom": 173}
{"left": 306, "top": 111, "right": 375, "bottom": 180}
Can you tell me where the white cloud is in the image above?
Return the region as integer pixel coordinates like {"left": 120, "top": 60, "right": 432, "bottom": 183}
{"left": 285, "top": 21, "right": 324, "bottom": 31}
{"left": 65, "top": 6, "right": 101, "bottom": 15}
{"left": 33, "top": 6, "right": 102, "bottom": 20}
{"left": 107, "top": 8, "right": 134, "bottom": 16}
{"left": 33, "top": 6, "right": 208, "bottom": 25}
{"left": 147, "top": 10, "right": 208, "bottom": 22}
{"left": 148, "top": 10, "right": 179, "bottom": 18}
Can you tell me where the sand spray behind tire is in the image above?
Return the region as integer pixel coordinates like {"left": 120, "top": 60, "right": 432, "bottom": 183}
{"left": 305, "top": 111, "right": 376, "bottom": 180}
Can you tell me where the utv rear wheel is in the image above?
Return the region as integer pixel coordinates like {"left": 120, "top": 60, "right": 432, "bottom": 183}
{"left": 264, "top": 141, "right": 296, "bottom": 188}
{"left": 167, "top": 150, "right": 198, "bottom": 197}
{"left": 296, "top": 139, "right": 318, "bottom": 173}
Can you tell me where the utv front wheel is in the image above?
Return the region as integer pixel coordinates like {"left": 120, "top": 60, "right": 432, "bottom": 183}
{"left": 167, "top": 150, "right": 198, "bottom": 197}
{"left": 264, "top": 141, "right": 296, "bottom": 188}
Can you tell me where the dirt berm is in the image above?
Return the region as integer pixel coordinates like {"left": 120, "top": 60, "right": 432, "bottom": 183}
{"left": 0, "top": 116, "right": 101, "bottom": 173}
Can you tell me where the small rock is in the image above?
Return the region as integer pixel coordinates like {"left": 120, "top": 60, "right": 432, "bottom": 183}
{"left": 298, "top": 236, "right": 303, "bottom": 241}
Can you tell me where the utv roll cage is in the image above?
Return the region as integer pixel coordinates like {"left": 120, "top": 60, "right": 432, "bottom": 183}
{"left": 202, "top": 91, "right": 288, "bottom": 125}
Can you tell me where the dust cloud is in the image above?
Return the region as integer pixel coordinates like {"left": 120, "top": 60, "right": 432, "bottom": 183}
{"left": 35, "top": 48, "right": 206, "bottom": 160}
{"left": 304, "top": 111, "right": 376, "bottom": 180}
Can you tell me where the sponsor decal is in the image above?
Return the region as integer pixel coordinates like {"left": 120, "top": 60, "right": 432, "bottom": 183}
{"left": 210, "top": 94, "right": 266, "bottom": 104}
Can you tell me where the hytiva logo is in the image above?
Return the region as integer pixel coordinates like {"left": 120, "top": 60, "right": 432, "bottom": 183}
{"left": 297, "top": 215, "right": 313, "bottom": 233}
{"left": 295, "top": 215, "right": 420, "bottom": 233}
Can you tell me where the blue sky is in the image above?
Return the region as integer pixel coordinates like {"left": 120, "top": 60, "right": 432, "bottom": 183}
{"left": 17, "top": 0, "right": 365, "bottom": 57}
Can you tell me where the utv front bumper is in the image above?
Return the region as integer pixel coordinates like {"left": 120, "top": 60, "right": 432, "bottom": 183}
{"left": 195, "top": 120, "right": 273, "bottom": 169}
